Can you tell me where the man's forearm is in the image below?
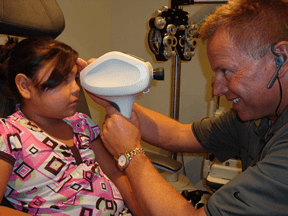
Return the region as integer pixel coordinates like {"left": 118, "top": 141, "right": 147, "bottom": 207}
{"left": 124, "top": 153, "right": 206, "bottom": 216}
{"left": 133, "top": 103, "right": 206, "bottom": 153}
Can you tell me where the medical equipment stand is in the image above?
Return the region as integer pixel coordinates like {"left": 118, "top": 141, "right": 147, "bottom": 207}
{"left": 161, "top": 53, "right": 198, "bottom": 192}
{"left": 147, "top": 0, "right": 228, "bottom": 193}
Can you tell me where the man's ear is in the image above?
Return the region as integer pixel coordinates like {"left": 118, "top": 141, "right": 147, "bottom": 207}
{"left": 15, "top": 73, "right": 33, "bottom": 99}
{"left": 272, "top": 41, "right": 288, "bottom": 78}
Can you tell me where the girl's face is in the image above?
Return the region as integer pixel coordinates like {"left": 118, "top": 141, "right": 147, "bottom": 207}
{"left": 28, "top": 60, "right": 80, "bottom": 121}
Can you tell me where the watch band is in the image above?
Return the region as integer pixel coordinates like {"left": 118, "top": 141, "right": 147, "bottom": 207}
{"left": 118, "top": 148, "right": 145, "bottom": 170}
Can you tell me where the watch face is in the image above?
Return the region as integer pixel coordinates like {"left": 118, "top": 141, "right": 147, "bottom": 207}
{"left": 118, "top": 155, "right": 127, "bottom": 167}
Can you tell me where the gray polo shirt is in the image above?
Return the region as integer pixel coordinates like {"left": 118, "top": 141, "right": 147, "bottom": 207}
{"left": 193, "top": 107, "right": 288, "bottom": 215}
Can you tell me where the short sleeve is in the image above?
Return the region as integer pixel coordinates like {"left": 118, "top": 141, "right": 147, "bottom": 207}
{"left": 66, "top": 112, "right": 101, "bottom": 142}
{"left": 192, "top": 109, "right": 241, "bottom": 162}
{"left": 0, "top": 119, "right": 19, "bottom": 165}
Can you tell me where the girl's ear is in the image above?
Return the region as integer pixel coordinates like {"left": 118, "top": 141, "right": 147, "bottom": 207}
{"left": 15, "top": 73, "right": 33, "bottom": 99}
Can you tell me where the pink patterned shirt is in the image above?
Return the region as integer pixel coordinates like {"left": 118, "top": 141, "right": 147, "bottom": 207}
{"left": 0, "top": 111, "right": 130, "bottom": 215}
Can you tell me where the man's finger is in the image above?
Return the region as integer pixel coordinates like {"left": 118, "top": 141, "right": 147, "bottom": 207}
{"left": 76, "top": 57, "right": 87, "bottom": 71}
{"left": 130, "top": 110, "right": 140, "bottom": 128}
{"left": 87, "top": 58, "right": 97, "bottom": 65}
{"left": 86, "top": 91, "right": 112, "bottom": 107}
{"left": 106, "top": 106, "right": 122, "bottom": 116}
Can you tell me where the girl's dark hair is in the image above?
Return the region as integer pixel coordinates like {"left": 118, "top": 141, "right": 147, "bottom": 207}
{"left": 4, "top": 36, "right": 78, "bottom": 103}
{"left": 0, "top": 37, "right": 18, "bottom": 81}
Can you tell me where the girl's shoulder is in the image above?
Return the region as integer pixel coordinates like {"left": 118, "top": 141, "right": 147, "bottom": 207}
{"left": 66, "top": 112, "right": 90, "bottom": 121}
{"left": 0, "top": 110, "right": 28, "bottom": 131}
{"left": 0, "top": 111, "right": 42, "bottom": 139}
{"left": 64, "top": 112, "right": 100, "bottom": 138}
{"left": 65, "top": 112, "right": 95, "bottom": 126}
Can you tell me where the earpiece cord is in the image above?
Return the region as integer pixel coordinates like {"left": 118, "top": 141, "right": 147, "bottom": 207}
{"left": 270, "top": 42, "right": 284, "bottom": 117}
{"left": 275, "top": 76, "right": 283, "bottom": 117}
{"left": 267, "top": 66, "right": 281, "bottom": 89}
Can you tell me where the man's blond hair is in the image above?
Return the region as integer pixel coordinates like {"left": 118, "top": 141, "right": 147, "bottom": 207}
{"left": 199, "top": 0, "right": 288, "bottom": 59}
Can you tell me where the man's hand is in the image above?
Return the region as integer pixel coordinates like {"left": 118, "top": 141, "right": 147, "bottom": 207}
{"left": 76, "top": 57, "right": 87, "bottom": 71}
{"left": 101, "top": 106, "right": 142, "bottom": 157}
{"left": 86, "top": 91, "right": 112, "bottom": 108}
{"left": 76, "top": 57, "right": 98, "bottom": 71}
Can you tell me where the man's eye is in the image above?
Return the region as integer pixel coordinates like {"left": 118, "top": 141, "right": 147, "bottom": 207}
{"left": 222, "top": 69, "right": 229, "bottom": 76}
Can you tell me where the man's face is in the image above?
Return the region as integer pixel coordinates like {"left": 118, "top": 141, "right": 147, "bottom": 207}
{"left": 207, "top": 27, "right": 280, "bottom": 122}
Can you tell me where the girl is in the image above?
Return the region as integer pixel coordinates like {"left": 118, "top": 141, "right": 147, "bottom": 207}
{"left": 0, "top": 37, "right": 142, "bottom": 215}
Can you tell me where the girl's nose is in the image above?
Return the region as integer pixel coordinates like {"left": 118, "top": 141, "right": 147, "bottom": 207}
{"left": 72, "top": 80, "right": 80, "bottom": 95}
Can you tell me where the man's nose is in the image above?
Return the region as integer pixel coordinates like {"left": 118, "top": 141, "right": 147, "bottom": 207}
{"left": 213, "top": 75, "right": 229, "bottom": 96}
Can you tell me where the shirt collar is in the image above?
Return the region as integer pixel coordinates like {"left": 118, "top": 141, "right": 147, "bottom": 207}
{"left": 255, "top": 106, "right": 288, "bottom": 141}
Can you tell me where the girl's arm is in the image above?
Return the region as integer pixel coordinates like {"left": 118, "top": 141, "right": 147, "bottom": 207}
{"left": 90, "top": 139, "right": 144, "bottom": 216}
{"left": 0, "top": 159, "right": 31, "bottom": 215}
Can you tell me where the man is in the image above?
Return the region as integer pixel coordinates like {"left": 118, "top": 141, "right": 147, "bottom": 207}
{"left": 86, "top": 0, "right": 288, "bottom": 215}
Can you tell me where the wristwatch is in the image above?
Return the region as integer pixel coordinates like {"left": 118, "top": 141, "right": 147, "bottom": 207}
{"left": 118, "top": 148, "right": 145, "bottom": 170}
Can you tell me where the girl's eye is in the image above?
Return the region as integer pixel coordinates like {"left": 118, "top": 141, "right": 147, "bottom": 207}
{"left": 75, "top": 72, "right": 80, "bottom": 81}
{"left": 63, "top": 75, "right": 70, "bottom": 83}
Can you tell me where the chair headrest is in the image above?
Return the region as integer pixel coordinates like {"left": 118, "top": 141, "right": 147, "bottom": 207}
{"left": 0, "top": 0, "right": 65, "bottom": 38}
